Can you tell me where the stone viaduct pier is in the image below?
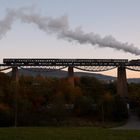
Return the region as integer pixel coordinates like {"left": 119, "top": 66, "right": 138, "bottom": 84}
{"left": 0, "top": 58, "right": 140, "bottom": 98}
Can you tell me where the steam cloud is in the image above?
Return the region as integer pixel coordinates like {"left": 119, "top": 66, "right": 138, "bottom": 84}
{"left": 0, "top": 6, "right": 140, "bottom": 55}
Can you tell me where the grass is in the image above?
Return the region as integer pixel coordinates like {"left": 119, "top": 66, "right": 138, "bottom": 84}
{"left": 0, "top": 127, "right": 140, "bottom": 140}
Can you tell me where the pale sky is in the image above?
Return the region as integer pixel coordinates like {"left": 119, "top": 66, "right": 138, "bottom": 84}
{"left": 0, "top": 0, "right": 140, "bottom": 78}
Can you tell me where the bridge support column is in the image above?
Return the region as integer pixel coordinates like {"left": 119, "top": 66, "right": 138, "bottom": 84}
{"left": 68, "top": 66, "right": 74, "bottom": 77}
{"left": 12, "top": 67, "right": 19, "bottom": 82}
{"left": 117, "top": 66, "right": 128, "bottom": 98}
{"left": 68, "top": 66, "right": 74, "bottom": 87}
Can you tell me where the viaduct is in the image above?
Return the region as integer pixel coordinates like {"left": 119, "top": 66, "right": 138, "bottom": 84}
{"left": 0, "top": 58, "right": 140, "bottom": 98}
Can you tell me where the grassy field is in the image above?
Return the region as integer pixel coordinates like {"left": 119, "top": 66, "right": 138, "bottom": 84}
{"left": 0, "top": 127, "right": 140, "bottom": 140}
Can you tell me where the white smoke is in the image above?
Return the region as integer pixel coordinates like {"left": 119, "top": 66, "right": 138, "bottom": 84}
{"left": 0, "top": 6, "right": 140, "bottom": 55}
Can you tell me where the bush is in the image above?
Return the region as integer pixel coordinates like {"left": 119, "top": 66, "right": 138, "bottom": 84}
{"left": 111, "top": 96, "right": 128, "bottom": 121}
{"left": 100, "top": 95, "right": 128, "bottom": 122}
{"left": 0, "top": 110, "right": 14, "bottom": 127}
{"left": 137, "top": 105, "right": 140, "bottom": 118}
{"left": 74, "top": 96, "right": 96, "bottom": 116}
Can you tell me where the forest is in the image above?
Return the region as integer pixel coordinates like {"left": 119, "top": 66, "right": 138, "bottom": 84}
{"left": 0, "top": 72, "right": 140, "bottom": 127}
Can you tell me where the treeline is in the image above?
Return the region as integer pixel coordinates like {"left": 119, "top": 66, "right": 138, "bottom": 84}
{"left": 0, "top": 72, "right": 139, "bottom": 126}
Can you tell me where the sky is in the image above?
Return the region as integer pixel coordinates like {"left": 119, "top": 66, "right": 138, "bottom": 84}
{"left": 0, "top": 0, "right": 140, "bottom": 78}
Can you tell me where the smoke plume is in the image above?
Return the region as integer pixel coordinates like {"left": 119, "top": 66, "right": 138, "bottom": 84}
{"left": 0, "top": 6, "right": 140, "bottom": 55}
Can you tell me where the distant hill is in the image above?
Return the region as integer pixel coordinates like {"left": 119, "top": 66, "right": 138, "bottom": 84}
{"left": 7, "top": 68, "right": 140, "bottom": 83}
{"left": 127, "top": 78, "right": 140, "bottom": 84}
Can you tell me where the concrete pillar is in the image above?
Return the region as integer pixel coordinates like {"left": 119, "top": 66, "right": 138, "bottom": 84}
{"left": 68, "top": 66, "right": 74, "bottom": 87}
{"left": 117, "top": 66, "right": 128, "bottom": 98}
{"left": 12, "top": 67, "right": 19, "bottom": 82}
{"left": 68, "top": 66, "right": 74, "bottom": 77}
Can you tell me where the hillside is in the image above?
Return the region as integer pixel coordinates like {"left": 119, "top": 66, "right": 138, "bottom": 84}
{"left": 7, "top": 68, "right": 140, "bottom": 83}
{"left": 7, "top": 68, "right": 115, "bottom": 80}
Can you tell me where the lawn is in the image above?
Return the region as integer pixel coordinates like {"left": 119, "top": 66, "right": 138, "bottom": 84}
{"left": 0, "top": 127, "right": 140, "bottom": 140}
